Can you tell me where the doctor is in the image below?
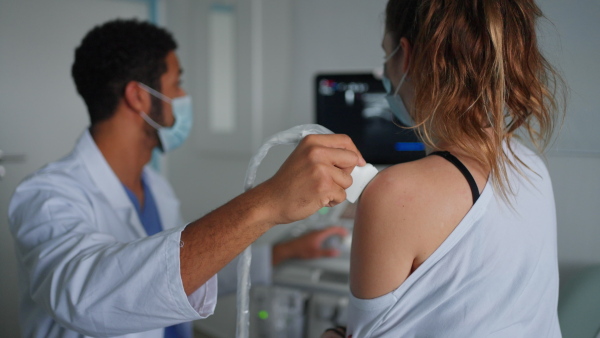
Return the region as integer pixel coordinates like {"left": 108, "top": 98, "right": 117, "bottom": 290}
{"left": 8, "top": 19, "right": 362, "bottom": 338}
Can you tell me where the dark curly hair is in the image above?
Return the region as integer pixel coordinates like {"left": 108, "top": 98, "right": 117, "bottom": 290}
{"left": 72, "top": 19, "right": 177, "bottom": 125}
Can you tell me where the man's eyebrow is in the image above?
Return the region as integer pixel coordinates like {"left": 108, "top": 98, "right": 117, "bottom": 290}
{"left": 179, "top": 68, "right": 184, "bottom": 75}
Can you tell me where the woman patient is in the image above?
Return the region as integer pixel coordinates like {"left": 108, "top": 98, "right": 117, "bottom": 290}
{"left": 346, "top": 0, "right": 564, "bottom": 336}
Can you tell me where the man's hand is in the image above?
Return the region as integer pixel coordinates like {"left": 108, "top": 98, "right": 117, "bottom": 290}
{"left": 180, "top": 134, "right": 363, "bottom": 295}
{"left": 260, "top": 134, "right": 365, "bottom": 225}
{"left": 272, "top": 226, "right": 349, "bottom": 266}
{"left": 321, "top": 326, "right": 348, "bottom": 338}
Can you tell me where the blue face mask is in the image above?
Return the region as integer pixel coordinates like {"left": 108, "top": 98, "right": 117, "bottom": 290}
{"left": 381, "top": 46, "right": 415, "bottom": 127}
{"left": 138, "top": 83, "right": 193, "bottom": 152}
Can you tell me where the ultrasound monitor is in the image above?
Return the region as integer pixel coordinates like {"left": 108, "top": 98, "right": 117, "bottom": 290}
{"left": 315, "top": 73, "right": 426, "bottom": 165}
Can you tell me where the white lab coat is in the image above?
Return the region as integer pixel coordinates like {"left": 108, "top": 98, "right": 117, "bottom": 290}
{"left": 9, "top": 130, "right": 217, "bottom": 338}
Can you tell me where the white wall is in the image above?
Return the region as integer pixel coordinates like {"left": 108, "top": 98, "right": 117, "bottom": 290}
{"left": 538, "top": 0, "right": 600, "bottom": 153}
{"left": 549, "top": 154, "right": 600, "bottom": 283}
{"left": 535, "top": 0, "right": 600, "bottom": 285}
{"left": 165, "top": 0, "right": 294, "bottom": 226}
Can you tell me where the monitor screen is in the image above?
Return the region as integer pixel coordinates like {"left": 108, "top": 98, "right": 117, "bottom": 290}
{"left": 315, "top": 73, "right": 425, "bottom": 165}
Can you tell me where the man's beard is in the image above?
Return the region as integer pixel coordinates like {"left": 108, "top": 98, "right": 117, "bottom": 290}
{"left": 145, "top": 96, "right": 165, "bottom": 149}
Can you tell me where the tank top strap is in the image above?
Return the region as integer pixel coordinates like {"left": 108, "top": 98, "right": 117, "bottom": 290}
{"left": 429, "top": 151, "right": 480, "bottom": 205}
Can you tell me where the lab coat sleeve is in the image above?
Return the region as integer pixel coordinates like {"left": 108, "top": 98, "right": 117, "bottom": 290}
{"left": 8, "top": 180, "right": 216, "bottom": 337}
{"left": 217, "top": 245, "right": 272, "bottom": 296}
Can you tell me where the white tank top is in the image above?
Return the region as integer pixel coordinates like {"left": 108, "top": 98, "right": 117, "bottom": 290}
{"left": 347, "top": 142, "right": 561, "bottom": 337}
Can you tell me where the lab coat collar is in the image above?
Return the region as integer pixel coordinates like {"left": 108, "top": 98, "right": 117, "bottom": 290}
{"left": 75, "top": 129, "right": 147, "bottom": 238}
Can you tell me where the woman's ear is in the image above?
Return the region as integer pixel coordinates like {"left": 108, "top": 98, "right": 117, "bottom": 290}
{"left": 123, "top": 81, "right": 149, "bottom": 113}
{"left": 399, "top": 37, "right": 413, "bottom": 73}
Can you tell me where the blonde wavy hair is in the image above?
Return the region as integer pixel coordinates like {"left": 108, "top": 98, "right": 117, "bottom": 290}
{"left": 385, "top": 0, "right": 566, "bottom": 197}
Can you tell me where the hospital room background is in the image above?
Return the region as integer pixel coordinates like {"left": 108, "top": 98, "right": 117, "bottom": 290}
{"left": 0, "top": 0, "right": 598, "bottom": 337}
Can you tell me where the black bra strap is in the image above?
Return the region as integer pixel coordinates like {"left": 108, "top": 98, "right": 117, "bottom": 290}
{"left": 430, "top": 151, "right": 480, "bottom": 204}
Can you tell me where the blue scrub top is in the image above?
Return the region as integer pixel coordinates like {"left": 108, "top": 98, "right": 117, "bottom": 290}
{"left": 123, "top": 177, "right": 190, "bottom": 338}
{"left": 123, "top": 177, "right": 163, "bottom": 236}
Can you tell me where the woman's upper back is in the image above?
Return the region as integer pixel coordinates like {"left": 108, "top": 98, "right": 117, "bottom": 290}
{"left": 348, "top": 141, "right": 560, "bottom": 337}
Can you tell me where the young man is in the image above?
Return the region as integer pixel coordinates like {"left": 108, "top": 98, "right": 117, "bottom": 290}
{"left": 9, "top": 20, "right": 363, "bottom": 338}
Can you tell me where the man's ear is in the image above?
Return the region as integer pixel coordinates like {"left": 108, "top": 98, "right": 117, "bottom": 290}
{"left": 399, "top": 37, "right": 413, "bottom": 73}
{"left": 123, "top": 81, "right": 149, "bottom": 113}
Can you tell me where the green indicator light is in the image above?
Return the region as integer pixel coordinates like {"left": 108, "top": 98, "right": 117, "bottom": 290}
{"left": 318, "top": 207, "right": 330, "bottom": 215}
{"left": 258, "top": 310, "right": 269, "bottom": 320}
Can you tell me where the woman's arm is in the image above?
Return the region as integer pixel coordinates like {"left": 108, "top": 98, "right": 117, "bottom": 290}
{"left": 350, "top": 156, "right": 477, "bottom": 299}
{"left": 349, "top": 164, "right": 422, "bottom": 299}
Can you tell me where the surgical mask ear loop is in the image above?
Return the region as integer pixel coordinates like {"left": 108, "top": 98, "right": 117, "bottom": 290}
{"left": 137, "top": 82, "right": 172, "bottom": 103}
{"left": 395, "top": 70, "right": 408, "bottom": 96}
{"left": 137, "top": 82, "right": 171, "bottom": 130}
{"left": 384, "top": 44, "right": 400, "bottom": 63}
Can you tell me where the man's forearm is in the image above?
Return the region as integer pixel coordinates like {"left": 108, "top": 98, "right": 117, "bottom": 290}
{"left": 179, "top": 182, "right": 275, "bottom": 295}
{"left": 179, "top": 133, "right": 364, "bottom": 295}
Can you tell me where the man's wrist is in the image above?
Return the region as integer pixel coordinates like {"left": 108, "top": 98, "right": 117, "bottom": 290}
{"left": 240, "top": 182, "right": 279, "bottom": 230}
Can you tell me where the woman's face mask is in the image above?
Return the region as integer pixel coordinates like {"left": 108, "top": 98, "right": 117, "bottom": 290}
{"left": 381, "top": 45, "right": 415, "bottom": 127}
{"left": 137, "top": 82, "right": 193, "bottom": 152}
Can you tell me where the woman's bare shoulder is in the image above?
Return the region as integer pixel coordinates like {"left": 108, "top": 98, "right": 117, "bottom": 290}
{"left": 350, "top": 158, "right": 438, "bottom": 298}
{"left": 350, "top": 156, "right": 476, "bottom": 299}
{"left": 360, "top": 153, "right": 479, "bottom": 216}
{"left": 360, "top": 157, "right": 439, "bottom": 208}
